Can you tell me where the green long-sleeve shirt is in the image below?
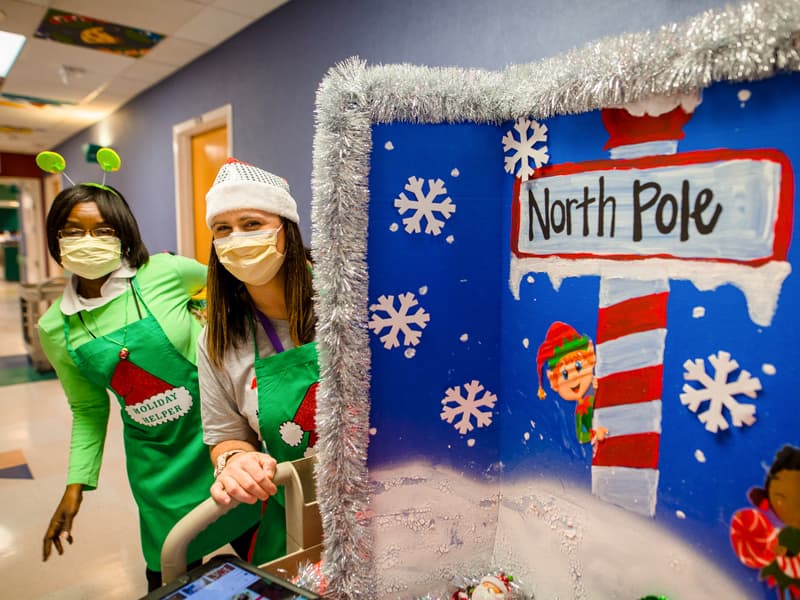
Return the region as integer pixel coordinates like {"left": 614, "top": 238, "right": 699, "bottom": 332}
{"left": 38, "top": 252, "right": 207, "bottom": 490}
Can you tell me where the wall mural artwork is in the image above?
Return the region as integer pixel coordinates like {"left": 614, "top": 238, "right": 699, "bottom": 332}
{"left": 310, "top": 2, "right": 800, "bottom": 599}
{"left": 508, "top": 81, "right": 794, "bottom": 521}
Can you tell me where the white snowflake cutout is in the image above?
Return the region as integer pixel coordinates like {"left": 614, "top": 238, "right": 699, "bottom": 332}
{"left": 368, "top": 291, "right": 431, "bottom": 350}
{"left": 393, "top": 176, "right": 456, "bottom": 235}
{"left": 440, "top": 379, "right": 497, "bottom": 435}
{"left": 680, "top": 350, "right": 762, "bottom": 433}
{"left": 502, "top": 117, "right": 550, "bottom": 179}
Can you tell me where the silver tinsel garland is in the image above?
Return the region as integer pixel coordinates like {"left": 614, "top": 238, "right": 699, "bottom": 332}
{"left": 310, "top": 2, "right": 800, "bottom": 598}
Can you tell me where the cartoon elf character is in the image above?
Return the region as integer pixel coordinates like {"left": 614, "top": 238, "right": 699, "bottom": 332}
{"left": 536, "top": 321, "right": 608, "bottom": 453}
{"left": 731, "top": 445, "right": 800, "bottom": 599}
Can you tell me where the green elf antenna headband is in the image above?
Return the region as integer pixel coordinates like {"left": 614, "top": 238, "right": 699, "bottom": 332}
{"left": 35, "top": 147, "right": 122, "bottom": 195}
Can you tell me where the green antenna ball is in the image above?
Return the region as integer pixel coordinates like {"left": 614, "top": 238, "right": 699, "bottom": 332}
{"left": 36, "top": 151, "right": 66, "bottom": 174}
{"left": 96, "top": 147, "right": 121, "bottom": 172}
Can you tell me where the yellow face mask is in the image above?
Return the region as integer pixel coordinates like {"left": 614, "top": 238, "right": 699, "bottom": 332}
{"left": 59, "top": 235, "right": 122, "bottom": 281}
{"left": 213, "top": 227, "right": 285, "bottom": 285}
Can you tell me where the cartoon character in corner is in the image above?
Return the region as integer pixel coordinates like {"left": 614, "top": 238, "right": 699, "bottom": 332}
{"left": 536, "top": 321, "right": 608, "bottom": 455}
{"left": 470, "top": 574, "right": 513, "bottom": 600}
{"left": 731, "top": 445, "right": 800, "bottom": 600}
{"left": 450, "top": 573, "right": 514, "bottom": 600}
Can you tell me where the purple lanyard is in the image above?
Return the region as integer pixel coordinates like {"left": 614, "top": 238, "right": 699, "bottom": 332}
{"left": 254, "top": 308, "right": 285, "bottom": 353}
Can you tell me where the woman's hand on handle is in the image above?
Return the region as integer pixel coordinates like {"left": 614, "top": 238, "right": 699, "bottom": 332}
{"left": 43, "top": 483, "right": 83, "bottom": 561}
{"left": 211, "top": 451, "right": 278, "bottom": 505}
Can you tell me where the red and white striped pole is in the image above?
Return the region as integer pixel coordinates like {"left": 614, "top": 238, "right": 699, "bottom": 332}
{"left": 592, "top": 278, "right": 668, "bottom": 517}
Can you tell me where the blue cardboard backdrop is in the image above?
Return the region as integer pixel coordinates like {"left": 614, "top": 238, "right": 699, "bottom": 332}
{"left": 365, "top": 73, "right": 799, "bottom": 598}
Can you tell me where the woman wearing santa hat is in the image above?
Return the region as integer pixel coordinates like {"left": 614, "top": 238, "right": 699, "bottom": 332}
{"left": 198, "top": 158, "right": 319, "bottom": 565}
{"left": 37, "top": 164, "right": 259, "bottom": 592}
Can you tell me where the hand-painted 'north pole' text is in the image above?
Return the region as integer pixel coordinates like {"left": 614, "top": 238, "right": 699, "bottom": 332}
{"left": 528, "top": 176, "right": 721, "bottom": 242}
{"left": 515, "top": 154, "right": 786, "bottom": 262}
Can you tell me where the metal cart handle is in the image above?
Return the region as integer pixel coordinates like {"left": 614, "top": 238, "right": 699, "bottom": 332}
{"left": 161, "top": 460, "right": 303, "bottom": 584}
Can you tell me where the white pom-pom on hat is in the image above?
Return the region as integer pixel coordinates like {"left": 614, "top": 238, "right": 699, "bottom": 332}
{"left": 206, "top": 158, "right": 299, "bottom": 226}
{"left": 280, "top": 420, "right": 304, "bottom": 447}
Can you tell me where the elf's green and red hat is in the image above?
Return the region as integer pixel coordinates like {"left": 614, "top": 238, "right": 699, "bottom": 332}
{"left": 536, "top": 321, "right": 589, "bottom": 399}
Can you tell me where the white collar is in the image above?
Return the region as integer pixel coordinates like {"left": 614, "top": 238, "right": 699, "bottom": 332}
{"left": 60, "top": 262, "right": 138, "bottom": 315}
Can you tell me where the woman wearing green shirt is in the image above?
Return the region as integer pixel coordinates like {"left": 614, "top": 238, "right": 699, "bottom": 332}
{"left": 38, "top": 183, "right": 258, "bottom": 592}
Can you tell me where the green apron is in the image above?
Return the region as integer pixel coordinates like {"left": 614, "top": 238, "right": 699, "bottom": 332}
{"left": 63, "top": 278, "right": 259, "bottom": 571}
{"left": 248, "top": 310, "right": 319, "bottom": 565}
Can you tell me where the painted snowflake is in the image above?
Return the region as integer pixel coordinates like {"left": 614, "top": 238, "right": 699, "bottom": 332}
{"left": 393, "top": 176, "right": 456, "bottom": 235}
{"left": 440, "top": 380, "right": 497, "bottom": 435}
{"left": 368, "top": 292, "right": 430, "bottom": 350}
{"left": 502, "top": 117, "right": 550, "bottom": 178}
{"left": 680, "top": 350, "right": 762, "bottom": 433}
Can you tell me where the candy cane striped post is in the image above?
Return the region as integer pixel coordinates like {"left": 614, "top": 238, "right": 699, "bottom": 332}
{"left": 592, "top": 278, "right": 668, "bottom": 517}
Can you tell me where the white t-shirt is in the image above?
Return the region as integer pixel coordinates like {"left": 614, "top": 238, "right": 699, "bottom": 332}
{"left": 198, "top": 317, "right": 295, "bottom": 450}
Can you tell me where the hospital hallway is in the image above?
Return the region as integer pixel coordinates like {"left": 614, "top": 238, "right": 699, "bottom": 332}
{"left": 0, "top": 276, "right": 149, "bottom": 599}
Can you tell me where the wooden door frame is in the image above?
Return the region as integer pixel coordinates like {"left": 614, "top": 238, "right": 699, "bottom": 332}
{"left": 42, "top": 173, "right": 63, "bottom": 278}
{"left": 173, "top": 104, "right": 232, "bottom": 259}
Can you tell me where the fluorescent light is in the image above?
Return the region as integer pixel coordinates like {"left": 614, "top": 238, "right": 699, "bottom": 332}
{"left": 0, "top": 30, "right": 26, "bottom": 78}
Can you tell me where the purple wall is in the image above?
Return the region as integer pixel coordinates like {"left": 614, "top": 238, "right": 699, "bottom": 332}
{"left": 56, "top": 0, "right": 733, "bottom": 252}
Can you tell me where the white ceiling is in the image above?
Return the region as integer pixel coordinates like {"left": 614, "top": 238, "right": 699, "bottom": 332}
{"left": 0, "top": 0, "right": 289, "bottom": 154}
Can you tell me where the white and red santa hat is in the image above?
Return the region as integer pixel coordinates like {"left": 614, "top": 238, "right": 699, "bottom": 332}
{"left": 205, "top": 157, "right": 299, "bottom": 226}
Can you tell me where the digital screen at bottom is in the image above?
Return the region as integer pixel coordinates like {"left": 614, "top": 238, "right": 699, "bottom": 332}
{"left": 163, "top": 562, "right": 312, "bottom": 600}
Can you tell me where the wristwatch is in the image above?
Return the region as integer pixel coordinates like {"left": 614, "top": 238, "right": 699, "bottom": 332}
{"left": 214, "top": 449, "right": 245, "bottom": 478}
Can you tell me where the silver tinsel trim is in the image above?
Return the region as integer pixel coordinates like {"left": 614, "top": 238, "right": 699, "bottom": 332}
{"left": 310, "top": 2, "right": 800, "bottom": 598}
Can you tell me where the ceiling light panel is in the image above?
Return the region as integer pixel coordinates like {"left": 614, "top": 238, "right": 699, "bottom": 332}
{"left": 0, "top": 30, "right": 26, "bottom": 78}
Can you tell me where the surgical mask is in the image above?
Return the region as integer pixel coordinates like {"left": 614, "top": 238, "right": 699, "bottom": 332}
{"left": 59, "top": 235, "right": 122, "bottom": 280}
{"left": 213, "top": 227, "right": 285, "bottom": 285}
